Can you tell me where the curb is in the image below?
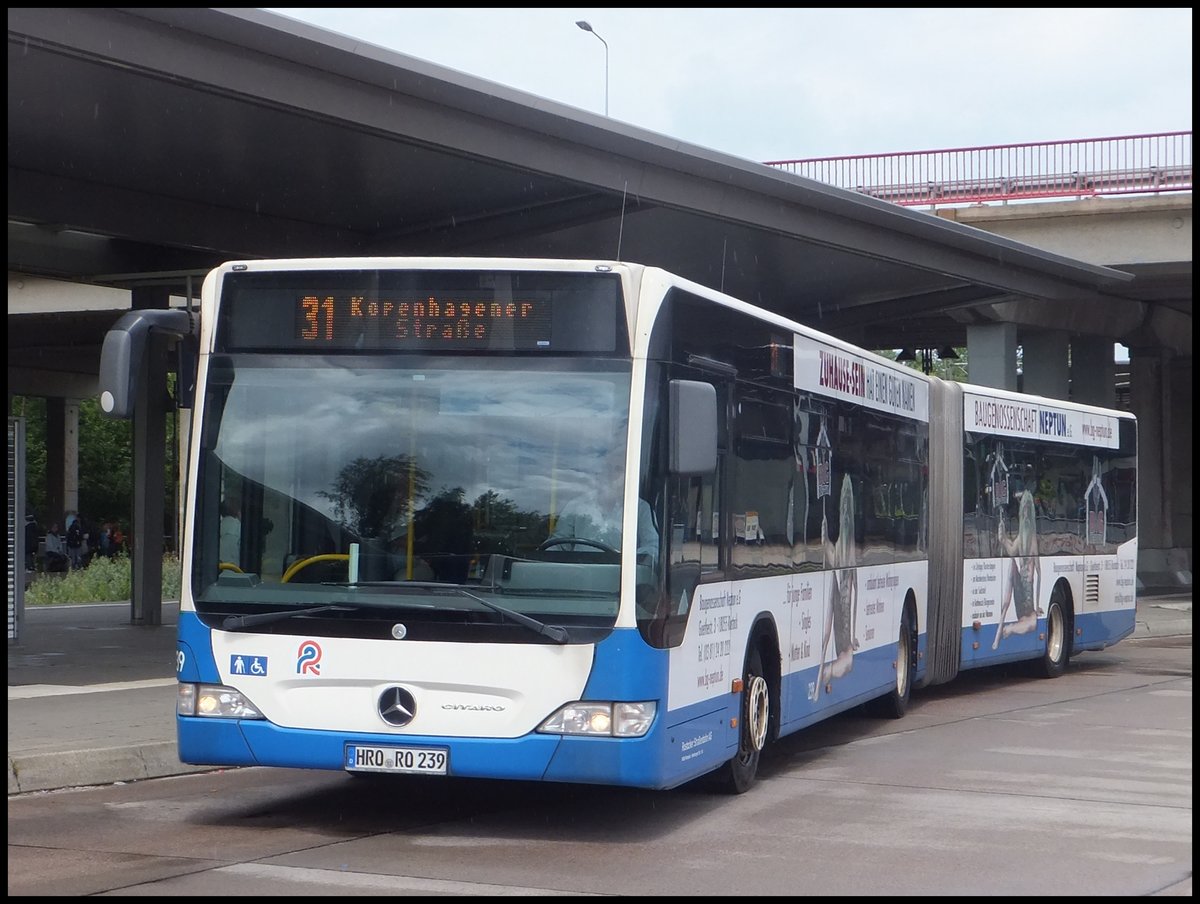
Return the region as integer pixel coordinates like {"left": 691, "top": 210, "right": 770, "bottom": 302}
{"left": 7, "top": 743, "right": 222, "bottom": 795}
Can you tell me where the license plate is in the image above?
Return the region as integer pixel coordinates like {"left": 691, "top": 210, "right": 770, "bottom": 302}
{"left": 345, "top": 743, "right": 449, "bottom": 775}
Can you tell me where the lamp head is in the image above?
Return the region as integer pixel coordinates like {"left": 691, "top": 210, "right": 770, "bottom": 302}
{"left": 576, "top": 20, "right": 593, "bottom": 33}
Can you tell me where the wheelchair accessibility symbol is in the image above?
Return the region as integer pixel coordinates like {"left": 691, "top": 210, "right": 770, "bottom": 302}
{"left": 230, "top": 654, "right": 268, "bottom": 677}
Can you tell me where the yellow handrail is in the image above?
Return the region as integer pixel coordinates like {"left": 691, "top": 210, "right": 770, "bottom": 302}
{"left": 281, "top": 553, "right": 350, "bottom": 583}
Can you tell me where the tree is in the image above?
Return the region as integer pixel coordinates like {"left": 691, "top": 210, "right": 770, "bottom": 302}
{"left": 470, "top": 489, "right": 550, "bottom": 556}
{"left": 11, "top": 391, "right": 178, "bottom": 548}
{"left": 11, "top": 395, "right": 47, "bottom": 521}
{"left": 77, "top": 397, "right": 134, "bottom": 528}
{"left": 319, "top": 454, "right": 431, "bottom": 539}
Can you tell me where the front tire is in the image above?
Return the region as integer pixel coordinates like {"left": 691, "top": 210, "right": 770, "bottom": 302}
{"left": 867, "top": 605, "right": 914, "bottom": 719}
{"left": 1037, "top": 588, "right": 1070, "bottom": 678}
{"left": 715, "top": 645, "right": 770, "bottom": 794}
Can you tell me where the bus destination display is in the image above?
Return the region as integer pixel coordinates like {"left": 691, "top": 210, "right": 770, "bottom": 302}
{"left": 217, "top": 270, "right": 623, "bottom": 353}
{"left": 296, "top": 293, "right": 553, "bottom": 350}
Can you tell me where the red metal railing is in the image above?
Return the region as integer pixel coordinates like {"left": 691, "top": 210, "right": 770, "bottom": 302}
{"left": 765, "top": 131, "right": 1192, "bottom": 207}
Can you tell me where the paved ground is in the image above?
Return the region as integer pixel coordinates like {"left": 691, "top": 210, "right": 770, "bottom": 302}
{"left": 7, "top": 591, "right": 1192, "bottom": 796}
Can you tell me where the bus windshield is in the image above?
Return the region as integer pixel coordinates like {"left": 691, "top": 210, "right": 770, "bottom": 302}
{"left": 192, "top": 355, "right": 633, "bottom": 627}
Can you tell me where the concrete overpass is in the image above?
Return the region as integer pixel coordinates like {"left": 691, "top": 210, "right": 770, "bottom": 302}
{"left": 7, "top": 7, "right": 1191, "bottom": 599}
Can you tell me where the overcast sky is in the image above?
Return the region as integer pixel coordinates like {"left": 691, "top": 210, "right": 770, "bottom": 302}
{"left": 264, "top": 8, "right": 1191, "bottom": 163}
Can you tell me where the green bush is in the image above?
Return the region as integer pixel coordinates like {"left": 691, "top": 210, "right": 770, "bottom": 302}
{"left": 26, "top": 554, "right": 182, "bottom": 605}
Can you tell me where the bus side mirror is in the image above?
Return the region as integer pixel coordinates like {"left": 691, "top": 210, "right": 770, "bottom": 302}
{"left": 99, "top": 310, "right": 196, "bottom": 419}
{"left": 669, "top": 379, "right": 717, "bottom": 475}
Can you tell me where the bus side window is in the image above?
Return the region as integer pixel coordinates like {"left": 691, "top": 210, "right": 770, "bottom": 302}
{"left": 650, "top": 471, "right": 716, "bottom": 646}
{"left": 729, "top": 391, "right": 792, "bottom": 576}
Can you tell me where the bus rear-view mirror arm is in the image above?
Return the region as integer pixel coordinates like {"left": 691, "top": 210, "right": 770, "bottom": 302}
{"left": 99, "top": 309, "right": 197, "bottom": 419}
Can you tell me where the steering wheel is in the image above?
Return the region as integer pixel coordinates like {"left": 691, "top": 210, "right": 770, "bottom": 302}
{"left": 538, "top": 536, "right": 619, "bottom": 555}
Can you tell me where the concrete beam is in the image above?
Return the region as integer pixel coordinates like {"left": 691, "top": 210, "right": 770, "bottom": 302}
{"left": 9, "top": 276, "right": 130, "bottom": 313}
{"left": 937, "top": 196, "right": 1193, "bottom": 267}
{"left": 8, "top": 368, "right": 99, "bottom": 399}
{"left": 990, "top": 295, "right": 1144, "bottom": 338}
{"left": 986, "top": 294, "right": 1190, "bottom": 357}
{"left": 1123, "top": 303, "right": 1194, "bottom": 356}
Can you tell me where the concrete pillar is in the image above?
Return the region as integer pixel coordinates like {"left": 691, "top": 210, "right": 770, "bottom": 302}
{"left": 45, "top": 397, "right": 64, "bottom": 526}
{"left": 1127, "top": 347, "right": 1169, "bottom": 580}
{"left": 43, "top": 398, "right": 80, "bottom": 526}
{"left": 1165, "top": 355, "right": 1192, "bottom": 565}
{"left": 1020, "top": 330, "right": 1070, "bottom": 401}
{"left": 129, "top": 286, "right": 170, "bottom": 626}
{"left": 64, "top": 399, "right": 80, "bottom": 522}
{"left": 966, "top": 322, "right": 1018, "bottom": 390}
{"left": 1071, "top": 336, "right": 1116, "bottom": 408}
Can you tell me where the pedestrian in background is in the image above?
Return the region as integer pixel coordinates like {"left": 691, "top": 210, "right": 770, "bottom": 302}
{"left": 25, "top": 512, "right": 39, "bottom": 571}
{"left": 111, "top": 522, "right": 126, "bottom": 556}
{"left": 65, "top": 513, "right": 87, "bottom": 569}
{"left": 44, "top": 522, "right": 69, "bottom": 573}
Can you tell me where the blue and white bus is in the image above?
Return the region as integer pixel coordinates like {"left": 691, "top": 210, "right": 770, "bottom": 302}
{"left": 99, "top": 257, "right": 1138, "bottom": 792}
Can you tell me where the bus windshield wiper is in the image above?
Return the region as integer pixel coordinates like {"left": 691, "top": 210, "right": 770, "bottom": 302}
{"left": 222, "top": 604, "right": 357, "bottom": 631}
{"left": 329, "top": 580, "right": 571, "bottom": 644}
{"left": 455, "top": 587, "right": 571, "bottom": 644}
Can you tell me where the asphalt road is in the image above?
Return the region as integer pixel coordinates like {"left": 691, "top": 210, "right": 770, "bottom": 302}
{"left": 8, "top": 593, "right": 1193, "bottom": 794}
{"left": 7, "top": 601, "right": 1192, "bottom": 896}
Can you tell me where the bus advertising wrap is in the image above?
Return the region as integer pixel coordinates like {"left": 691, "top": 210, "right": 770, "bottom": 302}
{"left": 793, "top": 333, "right": 929, "bottom": 422}
{"left": 964, "top": 391, "right": 1120, "bottom": 449}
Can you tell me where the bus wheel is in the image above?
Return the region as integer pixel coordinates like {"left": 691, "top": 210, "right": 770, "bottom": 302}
{"left": 1037, "top": 588, "right": 1070, "bottom": 679}
{"left": 716, "top": 645, "right": 770, "bottom": 794}
{"left": 867, "top": 605, "right": 913, "bottom": 719}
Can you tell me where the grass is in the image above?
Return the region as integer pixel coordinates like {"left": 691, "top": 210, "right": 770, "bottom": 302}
{"left": 25, "top": 553, "right": 182, "bottom": 605}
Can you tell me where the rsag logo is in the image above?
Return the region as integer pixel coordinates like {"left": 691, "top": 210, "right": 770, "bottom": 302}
{"left": 296, "top": 640, "right": 323, "bottom": 675}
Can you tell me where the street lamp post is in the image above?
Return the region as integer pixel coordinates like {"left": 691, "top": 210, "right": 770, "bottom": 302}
{"left": 575, "top": 20, "right": 608, "bottom": 116}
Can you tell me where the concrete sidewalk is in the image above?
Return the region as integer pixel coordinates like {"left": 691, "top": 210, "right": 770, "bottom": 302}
{"left": 7, "top": 601, "right": 205, "bottom": 795}
{"left": 7, "top": 592, "right": 1193, "bottom": 796}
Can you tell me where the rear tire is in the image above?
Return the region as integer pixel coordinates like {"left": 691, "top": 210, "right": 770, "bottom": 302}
{"left": 1037, "top": 588, "right": 1070, "bottom": 679}
{"left": 867, "top": 605, "right": 913, "bottom": 719}
{"left": 715, "top": 644, "right": 770, "bottom": 794}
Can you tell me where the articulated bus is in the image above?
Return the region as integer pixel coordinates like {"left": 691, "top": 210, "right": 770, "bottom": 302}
{"left": 99, "top": 258, "right": 1138, "bottom": 792}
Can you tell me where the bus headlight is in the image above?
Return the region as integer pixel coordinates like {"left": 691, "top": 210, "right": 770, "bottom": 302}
{"left": 177, "top": 683, "right": 264, "bottom": 720}
{"left": 538, "top": 701, "right": 656, "bottom": 737}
